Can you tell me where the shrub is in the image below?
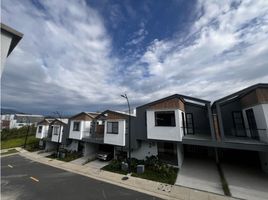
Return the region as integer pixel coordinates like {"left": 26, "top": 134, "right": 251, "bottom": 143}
{"left": 109, "top": 159, "right": 121, "bottom": 170}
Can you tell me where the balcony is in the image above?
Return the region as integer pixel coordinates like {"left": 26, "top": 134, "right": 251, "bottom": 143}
{"left": 82, "top": 124, "right": 104, "bottom": 144}
{"left": 224, "top": 128, "right": 268, "bottom": 145}
{"left": 182, "top": 126, "right": 213, "bottom": 145}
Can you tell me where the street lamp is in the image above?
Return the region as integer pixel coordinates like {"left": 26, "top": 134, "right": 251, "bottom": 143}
{"left": 121, "top": 94, "right": 131, "bottom": 174}
{"left": 53, "top": 111, "right": 62, "bottom": 158}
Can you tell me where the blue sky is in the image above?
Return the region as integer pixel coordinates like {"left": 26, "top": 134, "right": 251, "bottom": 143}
{"left": 2, "top": 0, "right": 268, "bottom": 115}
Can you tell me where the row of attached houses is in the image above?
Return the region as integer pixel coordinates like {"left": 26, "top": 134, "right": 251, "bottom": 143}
{"left": 35, "top": 83, "right": 268, "bottom": 173}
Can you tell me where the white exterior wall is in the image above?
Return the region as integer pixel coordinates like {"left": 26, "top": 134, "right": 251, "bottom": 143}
{"left": 146, "top": 109, "right": 183, "bottom": 141}
{"left": 51, "top": 125, "right": 63, "bottom": 143}
{"left": 242, "top": 104, "right": 268, "bottom": 143}
{"left": 1, "top": 32, "right": 12, "bottom": 76}
{"left": 35, "top": 125, "right": 49, "bottom": 139}
{"left": 69, "top": 120, "right": 92, "bottom": 140}
{"left": 104, "top": 120, "right": 126, "bottom": 146}
{"left": 132, "top": 141, "right": 158, "bottom": 160}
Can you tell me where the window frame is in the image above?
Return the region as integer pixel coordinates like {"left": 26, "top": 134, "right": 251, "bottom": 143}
{"left": 107, "top": 121, "right": 119, "bottom": 134}
{"left": 186, "top": 113, "right": 195, "bottom": 135}
{"left": 73, "top": 121, "right": 80, "bottom": 131}
{"left": 38, "top": 125, "right": 43, "bottom": 133}
{"left": 232, "top": 111, "right": 246, "bottom": 137}
{"left": 154, "top": 111, "right": 176, "bottom": 127}
{"left": 53, "top": 125, "right": 60, "bottom": 135}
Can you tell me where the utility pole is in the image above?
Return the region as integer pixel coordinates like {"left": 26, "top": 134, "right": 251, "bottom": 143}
{"left": 121, "top": 94, "right": 131, "bottom": 174}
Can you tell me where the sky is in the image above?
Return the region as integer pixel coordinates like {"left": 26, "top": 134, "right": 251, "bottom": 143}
{"left": 1, "top": 0, "right": 268, "bottom": 115}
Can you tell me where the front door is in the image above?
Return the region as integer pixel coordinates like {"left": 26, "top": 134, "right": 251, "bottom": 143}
{"left": 246, "top": 109, "right": 258, "bottom": 139}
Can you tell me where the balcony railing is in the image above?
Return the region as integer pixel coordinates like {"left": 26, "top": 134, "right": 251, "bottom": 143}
{"left": 225, "top": 128, "right": 268, "bottom": 144}
{"left": 82, "top": 132, "right": 104, "bottom": 144}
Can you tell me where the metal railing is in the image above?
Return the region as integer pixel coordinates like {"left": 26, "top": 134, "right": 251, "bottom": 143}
{"left": 225, "top": 128, "right": 268, "bottom": 144}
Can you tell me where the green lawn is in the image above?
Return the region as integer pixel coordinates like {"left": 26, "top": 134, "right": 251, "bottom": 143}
{"left": 0, "top": 149, "right": 18, "bottom": 155}
{"left": 1, "top": 135, "right": 39, "bottom": 149}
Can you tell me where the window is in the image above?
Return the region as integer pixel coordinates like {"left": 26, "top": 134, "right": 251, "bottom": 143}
{"left": 232, "top": 111, "right": 246, "bottom": 136}
{"left": 155, "top": 111, "right": 176, "bottom": 127}
{"left": 107, "top": 122, "right": 119, "bottom": 134}
{"left": 181, "top": 112, "right": 186, "bottom": 135}
{"left": 38, "top": 126, "right": 43, "bottom": 133}
{"left": 53, "top": 126, "right": 60, "bottom": 135}
{"left": 186, "top": 113, "right": 194, "bottom": 134}
{"left": 246, "top": 109, "right": 258, "bottom": 139}
{"left": 73, "top": 121, "right": 80, "bottom": 131}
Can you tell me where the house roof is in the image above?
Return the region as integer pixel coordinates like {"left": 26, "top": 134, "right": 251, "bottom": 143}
{"left": 136, "top": 94, "right": 210, "bottom": 109}
{"left": 95, "top": 110, "right": 135, "bottom": 119}
{"left": 1, "top": 23, "right": 23, "bottom": 56}
{"left": 50, "top": 118, "right": 68, "bottom": 125}
{"left": 37, "top": 118, "right": 54, "bottom": 125}
{"left": 212, "top": 83, "right": 268, "bottom": 105}
{"left": 69, "top": 112, "right": 100, "bottom": 120}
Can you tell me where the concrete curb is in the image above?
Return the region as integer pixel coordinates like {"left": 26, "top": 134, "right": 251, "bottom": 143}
{"left": 17, "top": 150, "right": 238, "bottom": 200}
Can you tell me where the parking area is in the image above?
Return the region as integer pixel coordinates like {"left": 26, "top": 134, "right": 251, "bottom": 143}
{"left": 175, "top": 157, "right": 224, "bottom": 195}
{"left": 222, "top": 163, "right": 268, "bottom": 200}
{"left": 84, "top": 159, "right": 111, "bottom": 170}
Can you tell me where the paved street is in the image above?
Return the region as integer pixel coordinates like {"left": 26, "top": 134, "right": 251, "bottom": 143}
{"left": 1, "top": 155, "right": 161, "bottom": 200}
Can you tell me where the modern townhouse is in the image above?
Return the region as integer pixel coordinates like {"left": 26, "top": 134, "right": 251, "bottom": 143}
{"left": 131, "top": 94, "right": 215, "bottom": 168}
{"left": 41, "top": 118, "right": 69, "bottom": 151}
{"left": 212, "top": 83, "right": 268, "bottom": 173}
{"left": 65, "top": 112, "right": 99, "bottom": 154}
{"left": 65, "top": 110, "right": 135, "bottom": 160}
{"left": 36, "top": 118, "right": 55, "bottom": 148}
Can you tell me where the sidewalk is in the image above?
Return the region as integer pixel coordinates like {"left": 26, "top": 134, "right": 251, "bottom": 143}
{"left": 16, "top": 149, "right": 238, "bottom": 200}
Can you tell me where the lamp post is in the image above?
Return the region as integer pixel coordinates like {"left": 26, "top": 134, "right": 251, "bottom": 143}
{"left": 53, "top": 111, "right": 62, "bottom": 158}
{"left": 121, "top": 94, "right": 131, "bottom": 174}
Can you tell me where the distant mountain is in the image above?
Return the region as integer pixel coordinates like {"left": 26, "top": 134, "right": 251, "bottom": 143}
{"left": 1, "top": 108, "right": 25, "bottom": 115}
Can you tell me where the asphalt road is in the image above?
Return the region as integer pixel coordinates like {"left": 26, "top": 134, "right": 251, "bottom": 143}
{"left": 1, "top": 154, "right": 161, "bottom": 200}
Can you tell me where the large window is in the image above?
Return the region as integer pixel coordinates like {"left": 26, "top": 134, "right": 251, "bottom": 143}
{"left": 73, "top": 121, "right": 80, "bottom": 131}
{"left": 155, "top": 111, "right": 176, "bottom": 127}
{"left": 107, "top": 122, "right": 119, "bottom": 134}
{"left": 38, "top": 126, "right": 43, "bottom": 133}
{"left": 246, "top": 109, "right": 258, "bottom": 139}
{"left": 53, "top": 126, "right": 60, "bottom": 135}
{"left": 232, "top": 111, "right": 246, "bottom": 136}
{"left": 186, "top": 113, "right": 194, "bottom": 134}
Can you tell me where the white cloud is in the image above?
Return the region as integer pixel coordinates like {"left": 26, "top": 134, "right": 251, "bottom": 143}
{"left": 135, "top": 0, "right": 268, "bottom": 101}
{"left": 1, "top": 0, "right": 268, "bottom": 114}
{"left": 2, "top": 0, "right": 127, "bottom": 113}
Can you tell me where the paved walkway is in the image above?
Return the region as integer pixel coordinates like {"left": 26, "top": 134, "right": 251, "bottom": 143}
{"left": 175, "top": 158, "right": 224, "bottom": 195}
{"left": 70, "top": 156, "right": 89, "bottom": 165}
{"left": 13, "top": 148, "right": 237, "bottom": 200}
{"left": 84, "top": 159, "right": 111, "bottom": 169}
{"left": 222, "top": 163, "right": 268, "bottom": 200}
